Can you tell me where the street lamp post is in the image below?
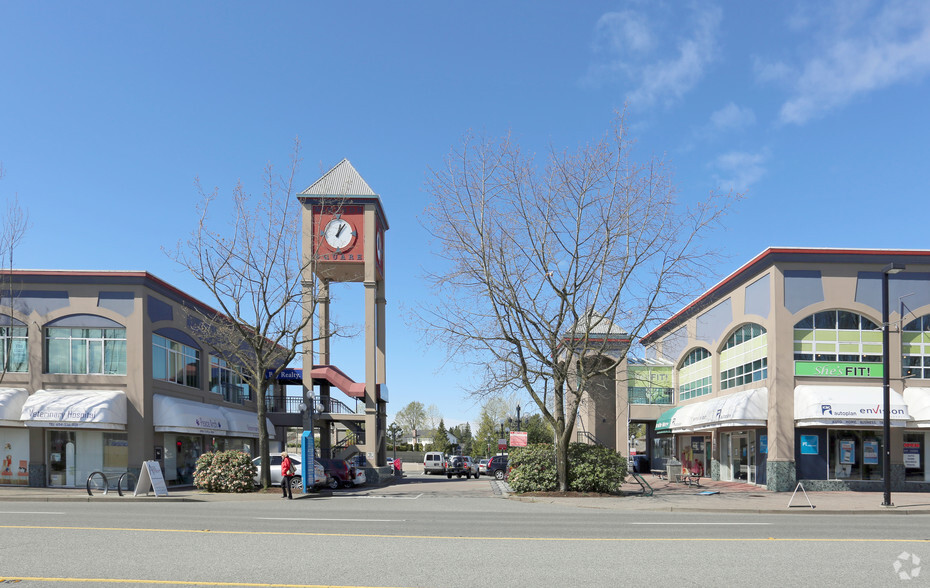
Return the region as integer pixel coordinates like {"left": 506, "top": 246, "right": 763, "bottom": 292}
{"left": 516, "top": 404, "right": 521, "bottom": 431}
{"left": 882, "top": 262, "right": 905, "bottom": 507}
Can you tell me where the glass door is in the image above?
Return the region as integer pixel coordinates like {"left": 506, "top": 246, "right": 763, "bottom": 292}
{"left": 732, "top": 433, "right": 748, "bottom": 481}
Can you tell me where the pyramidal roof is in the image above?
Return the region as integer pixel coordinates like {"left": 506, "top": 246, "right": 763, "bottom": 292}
{"left": 299, "top": 158, "right": 376, "bottom": 197}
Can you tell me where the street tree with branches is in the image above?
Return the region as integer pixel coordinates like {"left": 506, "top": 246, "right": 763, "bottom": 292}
{"left": 0, "top": 165, "right": 29, "bottom": 386}
{"left": 167, "top": 140, "right": 326, "bottom": 489}
{"left": 420, "top": 112, "right": 738, "bottom": 491}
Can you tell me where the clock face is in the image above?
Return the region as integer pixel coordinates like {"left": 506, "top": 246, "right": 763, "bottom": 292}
{"left": 323, "top": 217, "right": 356, "bottom": 251}
{"left": 375, "top": 230, "right": 383, "bottom": 264}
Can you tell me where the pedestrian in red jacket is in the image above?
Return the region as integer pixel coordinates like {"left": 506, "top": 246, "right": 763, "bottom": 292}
{"left": 281, "top": 451, "right": 294, "bottom": 499}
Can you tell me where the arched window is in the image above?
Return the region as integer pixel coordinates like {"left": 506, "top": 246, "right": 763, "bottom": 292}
{"left": 45, "top": 314, "right": 127, "bottom": 375}
{"left": 0, "top": 316, "right": 28, "bottom": 373}
{"left": 720, "top": 323, "right": 767, "bottom": 390}
{"left": 902, "top": 315, "right": 930, "bottom": 379}
{"left": 793, "top": 310, "right": 881, "bottom": 363}
{"left": 678, "top": 348, "right": 711, "bottom": 401}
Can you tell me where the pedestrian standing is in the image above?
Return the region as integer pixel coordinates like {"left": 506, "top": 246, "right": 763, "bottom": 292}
{"left": 281, "top": 450, "right": 294, "bottom": 499}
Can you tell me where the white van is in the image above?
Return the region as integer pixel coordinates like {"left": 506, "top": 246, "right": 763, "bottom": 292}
{"left": 423, "top": 452, "right": 446, "bottom": 475}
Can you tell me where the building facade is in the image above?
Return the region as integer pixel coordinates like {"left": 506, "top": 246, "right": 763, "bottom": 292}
{"left": 0, "top": 270, "right": 273, "bottom": 488}
{"left": 638, "top": 248, "right": 930, "bottom": 491}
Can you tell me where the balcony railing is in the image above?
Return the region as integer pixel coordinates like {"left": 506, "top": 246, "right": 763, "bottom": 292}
{"left": 264, "top": 395, "right": 359, "bottom": 415}
{"left": 627, "top": 387, "right": 673, "bottom": 405}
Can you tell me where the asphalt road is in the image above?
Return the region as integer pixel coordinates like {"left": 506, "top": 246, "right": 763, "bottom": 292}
{"left": 1, "top": 474, "right": 928, "bottom": 587}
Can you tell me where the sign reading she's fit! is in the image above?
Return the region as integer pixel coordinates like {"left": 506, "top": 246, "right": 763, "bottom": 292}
{"left": 795, "top": 361, "right": 883, "bottom": 378}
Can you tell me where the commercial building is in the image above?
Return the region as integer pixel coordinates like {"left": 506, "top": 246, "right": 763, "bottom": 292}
{"left": 0, "top": 270, "right": 274, "bottom": 488}
{"left": 637, "top": 248, "right": 930, "bottom": 491}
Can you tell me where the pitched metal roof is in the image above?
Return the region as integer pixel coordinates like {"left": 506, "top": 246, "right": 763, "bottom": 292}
{"left": 299, "top": 158, "right": 376, "bottom": 197}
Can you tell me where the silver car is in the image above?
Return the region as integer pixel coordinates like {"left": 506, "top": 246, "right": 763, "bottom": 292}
{"left": 252, "top": 455, "right": 329, "bottom": 490}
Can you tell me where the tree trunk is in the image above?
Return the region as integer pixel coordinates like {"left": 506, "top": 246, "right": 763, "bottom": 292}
{"left": 257, "top": 381, "right": 272, "bottom": 489}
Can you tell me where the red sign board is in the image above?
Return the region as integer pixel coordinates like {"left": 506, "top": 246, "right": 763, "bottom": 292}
{"left": 510, "top": 431, "right": 528, "bottom": 447}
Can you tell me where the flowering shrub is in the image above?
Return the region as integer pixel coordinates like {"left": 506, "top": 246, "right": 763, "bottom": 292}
{"left": 508, "top": 443, "right": 558, "bottom": 492}
{"left": 508, "top": 443, "right": 627, "bottom": 494}
{"left": 193, "top": 450, "right": 255, "bottom": 493}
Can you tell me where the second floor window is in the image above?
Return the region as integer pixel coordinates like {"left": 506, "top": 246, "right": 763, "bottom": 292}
{"left": 678, "top": 348, "right": 712, "bottom": 401}
{"left": 0, "top": 324, "right": 28, "bottom": 373}
{"left": 46, "top": 327, "right": 127, "bottom": 375}
{"left": 903, "top": 315, "right": 930, "bottom": 379}
{"left": 153, "top": 334, "right": 200, "bottom": 388}
{"left": 793, "top": 310, "right": 881, "bottom": 363}
{"left": 720, "top": 323, "right": 768, "bottom": 390}
{"left": 210, "top": 355, "right": 251, "bottom": 403}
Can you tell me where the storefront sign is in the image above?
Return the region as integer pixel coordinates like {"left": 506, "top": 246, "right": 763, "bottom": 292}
{"left": 904, "top": 442, "right": 921, "bottom": 468}
{"left": 760, "top": 435, "right": 768, "bottom": 455}
{"left": 840, "top": 440, "right": 856, "bottom": 464}
{"left": 794, "top": 361, "right": 882, "bottom": 378}
{"left": 134, "top": 460, "right": 169, "bottom": 497}
{"left": 801, "top": 435, "right": 819, "bottom": 455}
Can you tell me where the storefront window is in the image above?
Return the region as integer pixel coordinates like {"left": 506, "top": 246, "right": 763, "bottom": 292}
{"left": 904, "top": 433, "right": 926, "bottom": 482}
{"left": 164, "top": 434, "right": 203, "bottom": 486}
{"left": 47, "top": 430, "right": 128, "bottom": 487}
{"left": 902, "top": 316, "right": 930, "bottom": 379}
{"left": 827, "top": 429, "right": 882, "bottom": 481}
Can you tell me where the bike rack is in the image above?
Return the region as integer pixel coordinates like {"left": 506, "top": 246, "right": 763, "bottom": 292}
{"left": 117, "top": 472, "right": 137, "bottom": 496}
{"left": 86, "top": 471, "right": 108, "bottom": 496}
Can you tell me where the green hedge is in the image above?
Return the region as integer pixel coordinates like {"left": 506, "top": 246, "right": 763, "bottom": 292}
{"left": 193, "top": 450, "right": 255, "bottom": 493}
{"left": 508, "top": 443, "right": 627, "bottom": 494}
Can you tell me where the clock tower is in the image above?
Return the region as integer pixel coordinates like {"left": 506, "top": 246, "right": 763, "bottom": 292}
{"left": 299, "top": 159, "right": 388, "bottom": 466}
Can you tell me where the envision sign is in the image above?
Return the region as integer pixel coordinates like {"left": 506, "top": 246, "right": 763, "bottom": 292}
{"left": 795, "top": 361, "right": 883, "bottom": 378}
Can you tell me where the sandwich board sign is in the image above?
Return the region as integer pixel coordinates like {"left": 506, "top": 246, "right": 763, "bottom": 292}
{"left": 134, "top": 460, "right": 169, "bottom": 497}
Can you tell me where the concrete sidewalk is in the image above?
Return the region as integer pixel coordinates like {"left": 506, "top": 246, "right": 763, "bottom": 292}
{"left": 4, "top": 478, "right": 930, "bottom": 514}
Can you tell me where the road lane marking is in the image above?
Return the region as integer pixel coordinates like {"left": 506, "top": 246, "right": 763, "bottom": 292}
{"left": 256, "top": 518, "right": 404, "bottom": 522}
{"left": 1, "top": 525, "right": 928, "bottom": 542}
{"left": 354, "top": 494, "right": 422, "bottom": 499}
{"left": 631, "top": 522, "right": 771, "bottom": 525}
{"left": 0, "top": 578, "right": 404, "bottom": 587}
{"left": 0, "top": 511, "right": 65, "bottom": 515}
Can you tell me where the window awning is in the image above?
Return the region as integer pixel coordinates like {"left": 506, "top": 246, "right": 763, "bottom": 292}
{"left": 0, "top": 388, "right": 28, "bottom": 427}
{"left": 154, "top": 395, "right": 226, "bottom": 435}
{"left": 795, "top": 385, "right": 909, "bottom": 427}
{"left": 654, "top": 406, "right": 680, "bottom": 434}
{"left": 21, "top": 389, "right": 127, "bottom": 430}
{"left": 221, "top": 407, "right": 275, "bottom": 440}
{"left": 669, "top": 388, "right": 769, "bottom": 432}
{"left": 903, "top": 388, "right": 930, "bottom": 428}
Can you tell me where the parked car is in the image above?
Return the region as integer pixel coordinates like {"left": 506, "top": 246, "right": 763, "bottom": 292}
{"left": 445, "top": 455, "right": 478, "bottom": 479}
{"left": 423, "top": 451, "right": 446, "bottom": 474}
{"left": 478, "top": 458, "right": 489, "bottom": 475}
{"left": 487, "top": 455, "right": 509, "bottom": 480}
{"left": 319, "top": 458, "right": 355, "bottom": 489}
{"left": 252, "top": 455, "right": 328, "bottom": 490}
{"left": 464, "top": 456, "right": 479, "bottom": 478}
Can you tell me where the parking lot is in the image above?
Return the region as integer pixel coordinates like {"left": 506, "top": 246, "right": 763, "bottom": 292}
{"left": 339, "top": 469, "right": 502, "bottom": 499}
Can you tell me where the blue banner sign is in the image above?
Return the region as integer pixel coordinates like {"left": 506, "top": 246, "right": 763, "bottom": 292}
{"left": 265, "top": 368, "right": 303, "bottom": 381}
{"left": 801, "top": 435, "right": 819, "bottom": 455}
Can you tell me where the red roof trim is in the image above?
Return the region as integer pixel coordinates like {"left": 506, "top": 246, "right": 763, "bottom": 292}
{"left": 641, "top": 247, "right": 930, "bottom": 344}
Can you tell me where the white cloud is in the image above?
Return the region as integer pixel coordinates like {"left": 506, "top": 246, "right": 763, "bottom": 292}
{"left": 586, "top": 4, "right": 722, "bottom": 107}
{"left": 709, "top": 102, "right": 756, "bottom": 132}
{"left": 711, "top": 150, "right": 767, "bottom": 192}
{"left": 774, "top": 2, "right": 930, "bottom": 124}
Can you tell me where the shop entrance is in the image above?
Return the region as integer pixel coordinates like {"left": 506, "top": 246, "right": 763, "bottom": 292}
{"left": 723, "top": 431, "right": 755, "bottom": 483}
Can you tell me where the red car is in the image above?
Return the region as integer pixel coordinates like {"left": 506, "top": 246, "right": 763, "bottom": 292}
{"left": 319, "top": 458, "right": 355, "bottom": 489}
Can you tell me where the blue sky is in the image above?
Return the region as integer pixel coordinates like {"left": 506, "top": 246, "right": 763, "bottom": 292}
{"left": 2, "top": 2, "right": 929, "bottom": 428}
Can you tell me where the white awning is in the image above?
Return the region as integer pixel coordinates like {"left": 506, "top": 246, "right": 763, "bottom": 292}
{"left": 221, "top": 407, "right": 275, "bottom": 440}
{"left": 21, "top": 389, "right": 127, "bottom": 430}
{"left": 904, "top": 388, "right": 930, "bottom": 428}
{"left": 795, "top": 385, "right": 909, "bottom": 427}
{"left": 0, "top": 388, "right": 28, "bottom": 427}
{"left": 669, "top": 388, "right": 768, "bottom": 432}
{"left": 154, "top": 395, "right": 226, "bottom": 435}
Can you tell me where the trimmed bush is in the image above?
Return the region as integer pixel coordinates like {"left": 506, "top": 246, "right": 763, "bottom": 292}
{"left": 508, "top": 443, "right": 558, "bottom": 493}
{"left": 193, "top": 450, "right": 255, "bottom": 493}
{"left": 567, "top": 443, "right": 627, "bottom": 493}
{"left": 508, "top": 442, "right": 628, "bottom": 494}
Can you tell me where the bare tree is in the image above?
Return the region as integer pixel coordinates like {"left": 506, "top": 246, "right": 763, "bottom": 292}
{"left": 167, "top": 139, "right": 325, "bottom": 489}
{"left": 425, "top": 403, "right": 442, "bottom": 431}
{"left": 0, "top": 166, "right": 29, "bottom": 386}
{"left": 420, "top": 112, "right": 738, "bottom": 490}
{"left": 394, "top": 401, "right": 427, "bottom": 442}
